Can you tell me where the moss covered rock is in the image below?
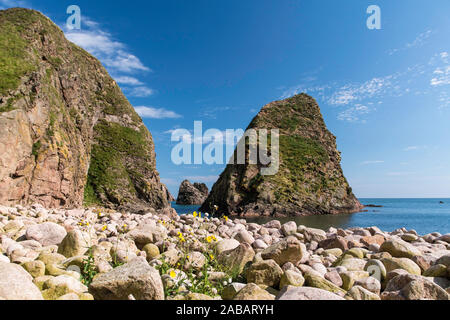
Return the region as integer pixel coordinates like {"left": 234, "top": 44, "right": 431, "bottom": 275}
{"left": 381, "top": 257, "right": 422, "bottom": 275}
{"left": 201, "top": 94, "right": 362, "bottom": 216}
{"left": 304, "top": 272, "right": 346, "bottom": 295}
{"left": 245, "top": 259, "right": 283, "bottom": 287}
{"left": 233, "top": 283, "right": 275, "bottom": 300}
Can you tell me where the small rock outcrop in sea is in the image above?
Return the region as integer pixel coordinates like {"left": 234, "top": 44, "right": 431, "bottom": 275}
{"left": 365, "top": 204, "right": 384, "bottom": 208}
{"left": 0, "top": 9, "right": 172, "bottom": 212}
{"left": 176, "top": 180, "right": 209, "bottom": 205}
{"left": 0, "top": 203, "right": 449, "bottom": 301}
{"left": 201, "top": 94, "right": 363, "bottom": 217}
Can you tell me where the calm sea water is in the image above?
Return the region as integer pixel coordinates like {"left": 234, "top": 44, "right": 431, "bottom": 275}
{"left": 171, "top": 202, "right": 201, "bottom": 215}
{"left": 171, "top": 199, "right": 450, "bottom": 236}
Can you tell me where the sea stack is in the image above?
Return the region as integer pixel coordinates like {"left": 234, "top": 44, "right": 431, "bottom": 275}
{"left": 176, "top": 180, "right": 209, "bottom": 205}
{"left": 200, "top": 94, "right": 363, "bottom": 217}
{"left": 0, "top": 8, "right": 172, "bottom": 212}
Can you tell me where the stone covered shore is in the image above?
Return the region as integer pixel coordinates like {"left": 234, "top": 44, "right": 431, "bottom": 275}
{"left": 0, "top": 204, "right": 449, "bottom": 300}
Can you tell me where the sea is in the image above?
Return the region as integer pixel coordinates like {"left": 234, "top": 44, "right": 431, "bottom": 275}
{"left": 171, "top": 198, "right": 450, "bottom": 236}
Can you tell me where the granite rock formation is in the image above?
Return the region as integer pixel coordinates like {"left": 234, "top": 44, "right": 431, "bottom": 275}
{"left": 0, "top": 8, "right": 171, "bottom": 212}
{"left": 176, "top": 180, "right": 209, "bottom": 205}
{"left": 200, "top": 94, "right": 363, "bottom": 217}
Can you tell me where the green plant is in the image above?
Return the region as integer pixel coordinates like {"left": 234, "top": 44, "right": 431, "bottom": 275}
{"left": 80, "top": 249, "right": 97, "bottom": 286}
{"left": 31, "top": 140, "right": 42, "bottom": 159}
{"left": 45, "top": 111, "right": 57, "bottom": 137}
{"left": 47, "top": 56, "right": 62, "bottom": 68}
{"left": 154, "top": 216, "right": 247, "bottom": 299}
{"left": 0, "top": 98, "right": 15, "bottom": 113}
{"left": 110, "top": 253, "right": 125, "bottom": 269}
{"left": 0, "top": 19, "right": 36, "bottom": 96}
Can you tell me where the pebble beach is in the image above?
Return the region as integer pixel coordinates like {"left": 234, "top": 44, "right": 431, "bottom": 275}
{"left": 0, "top": 204, "right": 449, "bottom": 300}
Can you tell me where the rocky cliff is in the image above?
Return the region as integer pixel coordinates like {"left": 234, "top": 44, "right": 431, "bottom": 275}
{"left": 176, "top": 180, "right": 209, "bottom": 205}
{"left": 200, "top": 94, "right": 363, "bottom": 217}
{"left": 0, "top": 8, "right": 171, "bottom": 212}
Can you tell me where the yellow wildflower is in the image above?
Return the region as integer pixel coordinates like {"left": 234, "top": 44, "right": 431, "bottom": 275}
{"left": 169, "top": 270, "right": 176, "bottom": 279}
{"left": 224, "top": 216, "right": 229, "bottom": 222}
{"left": 102, "top": 225, "right": 107, "bottom": 231}
{"left": 193, "top": 212, "right": 198, "bottom": 218}
{"left": 209, "top": 254, "right": 215, "bottom": 260}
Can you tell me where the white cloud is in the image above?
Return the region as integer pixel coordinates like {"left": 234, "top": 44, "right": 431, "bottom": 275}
{"left": 0, "top": 0, "right": 28, "bottom": 9}
{"left": 437, "top": 91, "right": 450, "bottom": 109}
{"left": 388, "top": 29, "right": 433, "bottom": 55}
{"left": 280, "top": 84, "right": 328, "bottom": 100}
{"left": 62, "top": 15, "right": 157, "bottom": 99}
{"left": 103, "top": 52, "right": 150, "bottom": 73}
{"left": 280, "top": 75, "right": 395, "bottom": 123}
{"left": 387, "top": 172, "right": 415, "bottom": 176}
{"left": 430, "top": 71, "right": 450, "bottom": 86}
{"left": 134, "top": 106, "right": 181, "bottom": 119}
{"left": 403, "top": 145, "right": 428, "bottom": 151}
{"left": 65, "top": 28, "right": 150, "bottom": 74}
{"left": 281, "top": 49, "right": 450, "bottom": 119}
{"left": 128, "top": 86, "right": 155, "bottom": 97}
{"left": 337, "top": 104, "right": 371, "bottom": 123}
{"left": 361, "top": 160, "right": 385, "bottom": 165}
{"left": 160, "top": 178, "right": 178, "bottom": 186}
{"left": 430, "top": 52, "right": 450, "bottom": 87}
{"left": 166, "top": 128, "right": 243, "bottom": 146}
{"left": 163, "top": 128, "right": 179, "bottom": 135}
{"left": 114, "top": 76, "right": 144, "bottom": 86}
{"left": 406, "top": 30, "right": 433, "bottom": 48}
{"left": 199, "top": 106, "right": 232, "bottom": 119}
{"left": 183, "top": 176, "right": 219, "bottom": 183}
{"left": 329, "top": 76, "right": 395, "bottom": 106}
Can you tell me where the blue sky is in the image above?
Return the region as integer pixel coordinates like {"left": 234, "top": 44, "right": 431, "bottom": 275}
{"left": 2, "top": 0, "right": 449, "bottom": 198}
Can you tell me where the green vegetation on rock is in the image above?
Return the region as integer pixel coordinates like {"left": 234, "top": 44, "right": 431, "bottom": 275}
{"left": 32, "top": 141, "right": 42, "bottom": 159}
{"left": 279, "top": 134, "right": 328, "bottom": 170}
{"left": 84, "top": 121, "right": 152, "bottom": 206}
{"left": 0, "top": 16, "right": 36, "bottom": 96}
{"left": 0, "top": 98, "right": 16, "bottom": 113}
